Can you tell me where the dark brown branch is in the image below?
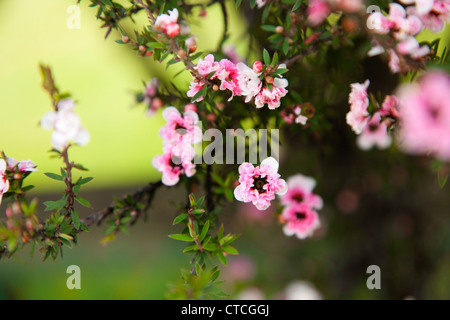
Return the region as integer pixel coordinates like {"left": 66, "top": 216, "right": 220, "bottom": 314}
{"left": 81, "top": 181, "right": 163, "bottom": 227}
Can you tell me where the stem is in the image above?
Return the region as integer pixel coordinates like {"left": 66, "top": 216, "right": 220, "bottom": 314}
{"left": 60, "top": 145, "right": 75, "bottom": 216}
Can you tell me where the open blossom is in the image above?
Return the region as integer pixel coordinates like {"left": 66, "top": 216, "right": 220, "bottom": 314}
{"left": 380, "top": 95, "right": 400, "bottom": 118}
{"left": 406, "top": 0, "right": 450, "bottom": 32}
{"left": 368, "top": 3, "right": 423, "bottom": 38}
{"left": 154, "top": 8, "right": 180, "bottom": 37}
{"left": 280, "top": 174, "right": 323, "bottom": 210}
{"left": 234, "top": 157, "right": 287, "bottom": 210}
{"left": 356, "top": 112, "right": 392, "bottom": 150}
{"left": 236, "top": 62, "right": 262, "bottom": 103}
{"left": 307, "top": 0, "right": 332, "bottom": 26}
{"left": 255, "top": 77, "right": 288, "bottom": 110}
{"left": 396, "top": 36, "right": 430, "bottom": 58}
{"left": 397, "top": 71, "right": 450, "bottom": 160}
{"left": 0, "top": 159, "right": 9, "bottom": 205}
{"left": 6, "top": 157, "right": 37, "bottom": 172}
{"left": 346, "top": 80, "right": 370, "bottom": 134}
{"left": 281, "top": 202, "right": 321, "bottom": 239}
{"left": 159, "top": 107, "right": 202, "bottom": 158}
{"left": 40, "top": 98, "right": 90, "bottom": 151}
{"left": 152, "top": 145, "right": 196, "bottom": 186}
{"left": 216, "top": 59, "right": 242, "bottom": 100}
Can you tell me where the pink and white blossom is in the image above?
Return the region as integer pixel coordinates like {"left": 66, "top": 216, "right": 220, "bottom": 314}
{"left": 154, "top": 8, "right": 180, "bottom": 37}
{"left": 282, "top": 202, "right": 321, "bottom": 239}
{"left": 255, "top": 73, "right": 288, "bottom": 110}
{"left": 280, "top": 174, "right": 323, "bottom": 210}
{"left": 307, "top": 0, "right": 332, "bottom": 27}
{"left": 6, "top": 157, "right": 37, "bottom": 172}
{"left": 380, "top": 94, "right": 400, "bottom": 118}
{"left": 152, "top": 145, "right": 196, "bottom": 186}
{"left": 397, "top": 71, "right": 450, "bottom": 160}
{"left": 0, "top": 159, "right": 9, "bottom": 205}
{"left": 234, "top": 157, "right": 287, "bottom": 210}
{"left": 406, "top": 0, "right": 450, "bottom": 32}
{"left": 40, "top": 98, "right": 90, "bottom": 151}
{"left": 356, "top": 112, "right": 392, "bottom": 150}
{"left": 236, "top": 62, "right": 262, "bottom": 103}
{"left": 346, "top": 80, "right": 370, "bottom": 134}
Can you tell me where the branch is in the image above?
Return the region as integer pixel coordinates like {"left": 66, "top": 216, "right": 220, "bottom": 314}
{"left": 81, "top": 181, "right": 163, "bottom": 227}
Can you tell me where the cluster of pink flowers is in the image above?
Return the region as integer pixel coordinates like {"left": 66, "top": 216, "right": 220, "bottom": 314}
{"left": 154, "top": 8, "right": 180, "bottom": 38}
{"left": 279, "top": 174, "right": 322, "bottom": 239}
{"left": 234, "top": 157, "right": 287, "bottom": 210}
{"left": 40, "top": 98, "right": 90, "bottom": 151}
{"left": 281, "top": 105, "right": 308, "bottom": 125}
{"left": 0, "top": 159, "right": 9, "bottom": 205}
{"left": 396, "top": 71, "right": 450, "bottom": 161}
{"left": 346, "top": 80, "right": 394, "bottom": 150}
{"left": 187, "top": 54, "right": 288, "bottom": 109}
{"left": 402, "top": 0, "right": 450, "bottom": 32}
{"left": 307, "top": 0, "right": 363, "bottom": 26}
{"left": 152, "top": 106, "right": 202, "bottom": 186}
{"left": 6, "top": 158, "right": 37, "bottom": 173}
{"left": 143, "top": 79, "right": 163, "bottom": 117}
{"left": 366, "top": 2, "right": 444, "bottom": 73}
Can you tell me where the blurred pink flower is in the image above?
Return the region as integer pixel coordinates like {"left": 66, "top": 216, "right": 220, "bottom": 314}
{"left": 356, "top": 112, "right": 392, "bottom": 150}
{"left": 282, "top": 202, "right": 320, "bottom": 239}
{"left": 0, "top": 159, "right": 10, "bottom": 205}
{"left": 397, "top": 71, "right": 450, "bottom": 160}
{"left": 380, "top": 95, "right": 400, "bottom": 118}
{"left": 255, "top": 77, "right": 288, "bottom": 110}
{"left": 154, "top": 8, "right": 180, "bottom": 37}
{"left": 406, "top": 0, "right": 450, "bottom": 32}
{"left": 234, "top": 157, "right": 287, "bottom": 210}
{"left": 346, "top": 79, "right": 370, "bottom": 134}
{"left": 307, "top": 0, "right": 331, "bottom": 27}
{"left": 280, "top": 174, "right": 323, "bottom": 210}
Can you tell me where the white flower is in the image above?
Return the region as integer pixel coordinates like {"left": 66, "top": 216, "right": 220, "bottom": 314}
{"left": 236, "top": 63, "right": 262, "bottom": 103}
{"left": 41, "top": 98, "right": 90, "bottom": 151}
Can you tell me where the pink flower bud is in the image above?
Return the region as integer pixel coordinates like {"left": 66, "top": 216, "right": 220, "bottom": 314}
{"left": 184, "top": 103, "right": 197, "bottom": 113}
{"left": 252, "top": 61, "right": 263, "bottom": 73}
{"left": 165, "top": 23, "right": 180, "bottom": 37}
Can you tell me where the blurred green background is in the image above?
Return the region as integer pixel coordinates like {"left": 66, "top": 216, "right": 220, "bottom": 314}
{"left": 0, "top": 0, "right": 449, "bottom": 300}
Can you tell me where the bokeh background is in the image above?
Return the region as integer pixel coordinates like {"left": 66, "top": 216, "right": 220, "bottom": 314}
{"left": 0, "top": 0, "right": 449, "bottom": 299}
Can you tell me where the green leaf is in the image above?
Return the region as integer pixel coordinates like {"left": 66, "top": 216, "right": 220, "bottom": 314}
{"left": 77, "top": 177, "right": 93, "bottom": 185}
{"left": 44, "top": 172, "right": 64, "bottom": 181}
{"left": 263, "top": 48, "right": 271, "bottom": 66}
{"left": 60, "top": 168, "right": 68, "bottom": 178}
{"left": 75, "top": 196, "right": 91, "bottom": 208}
{"left": 71, "top": 209, "right": 80, "bottom": 229}
{"left": 183, "top": 245, "right": 197, "bottom": 253}
{"left": 235, "top": 0, "right": 243, "bottom": 8}
{"left": 272, "top": 51, "right": 279, "bottom": 66}
{"left": 146, "top": 41, "right": 164, "bottom": 48}
{"left": 168, "top": 234, "right": 193, "bottom": 242}
{"left": 73, "top": 163, "right": 89, "bottom": 171}
{"left": 59, "top": 233, "right": 73, "bottom": 241}
{"left": 292, "top": 0, "right": 302, "bottom": 11}
{"left": 196, "top": 196, "right": 205, "bottom": 209}
{"left": 199, "top": 220, "right": 210, "bottom": 241}
{"left": 283, "top": 37, "right": 289, "bottom": 55}
{"left": 438, "top": 171, "right": 448, "bottom": 188}
{"left": 217, "top": 251, "right": 227, "bottom": 265}
{"left": 172, "top": 213, "right": 187, "bottom": 225}
{"left": 261, "top": 25, "right": 277, "bottom": 32}
{"left": 223, "top": 245, "right": 239, "bottom": 255}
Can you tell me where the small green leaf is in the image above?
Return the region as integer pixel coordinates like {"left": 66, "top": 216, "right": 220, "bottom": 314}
{"left": 223, "top": 245, "right": 239, "bottom": 255}
{"left": 199, "top": 220, "right": 210, "bottom": 241}
{"left": 44, "top": 172, "right": 64, "bottom": 181}
{"left": 77, "top": 177, "right": 93, "bottom": 185}
{"left": 292, "top": 0, "right": 302, "bottom": 11}
{"left": 261, "top": 25, "right": 277, "bottom": 32}
{"left": 75, "top": 196, "right": 91, "bottom": 208}
{"left": 283, "top": 37, "right": 289, "bottom": 55}
{"left": 272, "top": 51, "right": 279, "bottom": 66}
{"left": 71, "top": 209, "right": 80, "bottom": 229}
{"left": 169, "top": 234, "right": 193, "bottom": 242}
{"left": 217, "top": 251, "right": 227, "bottom": 265}
{"left": 263, "top": 48, "right": 271, "bottom": 66}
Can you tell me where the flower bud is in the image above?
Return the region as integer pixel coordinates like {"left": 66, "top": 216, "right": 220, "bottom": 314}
{"left": 275, "top": 26, "right": 284, "bottom": 34}
{"left": 184, "top": 103, "right": 197, "bottom": 113}
{"left": 212, "top": 84, "right": 219, "bottom": 91}
{"left": 14, "top": 173, "right": 21, "bottom": 180}
{"left": 178, "top": 48, "right": 187, "bottom": 59}
{"left": 185, "top": 36, "right": 197, "bottom": 54}
{"left": 146, "top": 51, "right": 153, "bottom": 56}
{"left": 252, "top": 61, "right": 263, "bottom": 73}
{"left": 206, "top": 113, "right": 216, "bottom": 122}
{"left": 122, "top": 35, "right": 130, "bottom": 43}
{"left": 265, "top": 76, "right": 274, "bottom": 84}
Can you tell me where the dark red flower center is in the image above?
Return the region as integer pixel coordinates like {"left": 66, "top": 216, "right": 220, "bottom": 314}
{"left": 295, "top": 211, "right": 307, "bottom": 220}
{"left": 292, "top": 192, "right": 304, "bottom": 202}
{"left": 252, "top": 176, "right": 268, "bottom": 193}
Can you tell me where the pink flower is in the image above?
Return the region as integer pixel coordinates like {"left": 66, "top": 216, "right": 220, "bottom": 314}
{"left": 216, "top": 59, "right": 242, "bottom": 101}
{"left": 356, "top": 112, "right": 392, "bottom": 150}
{"left": 236, "top": 62, "right": 262, "bottom": 103}
{"left": 397, "top": 71, "right": 450, "bottom": 160}
{"left": 196, "top": 54, "right": 217, "bottom": 77}
{"left": 187, "top": 80, "right": 206, "bottom": 103}
{"left": 159, "top": 107, "right": 202, "bottom": 158}
{"left": 294, "top": 106, "right": 308, "bottom": 125}
{"left": 40, "top": 98, "right": 90, "bottom": 151}
{"left": 255, "top": 77, "right": 288, "bottom": 110}
{"left": 252, "top": 61, "right": 263, "bottom": 73}
{"left": 307, "top": 0, "right": 331, "bottom": 27}
{"left": 388, "top": 49, "right": 402, "bottom": 73}
{"left": 152, "top": 146, "right": 196, "bottom": 186}
{"left": 402, "top": 0, "right": 436, "bottom": 16}
{"left": 280, "top": 174, "right": 323, "bottom": 210}
{"left": 346, "top": 80, "right": 370, "bottom": 134}
{"left": 234, "top": 157, "right": 288, "bottom": 210}
{"left": 406, "top": 0, "right": 450, "bottom": 32}
{"left": 154, "top": 8, "right": 180, "bottom": 37}
{"left": 0, "top": 159, "right": 9, "bottom": 205}
{"left": 7, "top": 157, "right": 37, "bottom": 172}
{"left": 396, "top": 36, "right": 430, "bottom": 59}
{"left": 380, "top": 95, "right": 400, "bottom": 117}
{"left": 282, "top": 203, "right": 320, "bottom": 239}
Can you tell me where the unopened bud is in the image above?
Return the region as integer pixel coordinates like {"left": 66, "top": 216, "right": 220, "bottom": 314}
{"left": 122, "top": 35, "right": 130, "bottom": 43}
{"left": 265, "top": 76, "right": 274, "bottom": 84}
{"left": 13, "top": 173, "right": 21, "bottom": 180}
{"left": 184, "top": 103, "right": 197, "bottom": 113}
{"left": 139, "top": 45, "right": 147, "bottom": 52}
{"left": 199, "top": 10, "right": 207, "bottom": 17}
{"left": 275, "top": 26, "right": 284, "bottom": 34}
{"left": 178, "top": 48, "right": 187, "bottom": 59}
{"left": 212, "top": 84, "right": 219, "bottom": 91}
{"left": 252, "top": 61, "right": 263, "bottom": 73}
{"left": 146, "top": 51, "right": 153, "bottom": 56}
{"left": 206, "top": 113, "right": 216, "bottom": 122}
